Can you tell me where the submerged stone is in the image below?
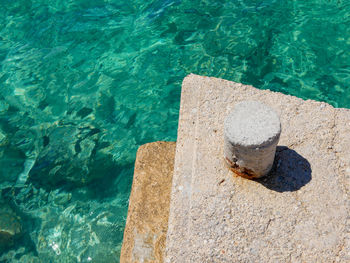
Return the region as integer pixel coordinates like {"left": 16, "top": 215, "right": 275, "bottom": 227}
{"left": 0, "top": 202, "right": 22, "bottom": 249}
{"left": 0, "top": 146, "right": 26, "bottom": 190}
{"left": 0, "top": 130, "right": 7, "bottom": 146}
{"left": 29, "top": 125, "right": 117, "bottom": 186}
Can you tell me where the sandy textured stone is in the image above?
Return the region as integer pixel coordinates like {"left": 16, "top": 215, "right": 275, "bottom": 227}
{"left": 165, "top": 74, "right": 350, "bottom": 262}
{"left": 121, "top": 141, "right": 176, "bottom": 263}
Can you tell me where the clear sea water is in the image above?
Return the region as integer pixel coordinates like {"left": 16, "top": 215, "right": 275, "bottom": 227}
{"left": 0, "top": 0, "right": 349, "bottom": 262}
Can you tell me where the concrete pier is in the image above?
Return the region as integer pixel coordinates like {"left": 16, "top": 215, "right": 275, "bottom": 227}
{"left": 121, "top": 74, "right": 350, "bottom": 262}
{"left": 120, "top": 142, "right": 175, "bottom": 263}
{"left": 165, "top": 74, "right": 350, "bottom": 262}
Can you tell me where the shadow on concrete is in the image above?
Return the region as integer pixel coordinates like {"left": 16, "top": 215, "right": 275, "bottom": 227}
{"left": 255, "top": 146, "right": 312, "bottom": 192}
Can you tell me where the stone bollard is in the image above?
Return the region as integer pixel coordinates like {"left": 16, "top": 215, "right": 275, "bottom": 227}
{"left": 224, "top": 101, "right": 281, "bottom": 179}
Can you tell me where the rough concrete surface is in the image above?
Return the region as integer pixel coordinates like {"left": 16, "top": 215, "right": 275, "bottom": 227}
{"left": 121, "top": 141, "right": 176, "bottom": 263}
{"left": 165, "top": 74, "right": 350, "bottom": 262}
{"left": 224, "top": 100, "right": 281, "bottom": 148}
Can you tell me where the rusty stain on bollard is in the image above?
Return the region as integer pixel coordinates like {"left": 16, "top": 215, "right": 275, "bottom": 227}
{"left": 224, "top": 101, "right": 281, "bottom": 179}
{"left": 225, "top": 157, "right": 257, "bottom": 179}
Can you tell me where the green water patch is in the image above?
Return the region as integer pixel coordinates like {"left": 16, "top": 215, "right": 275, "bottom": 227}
{"left": 0, "top": 0, "right": 349, "bottom": 261}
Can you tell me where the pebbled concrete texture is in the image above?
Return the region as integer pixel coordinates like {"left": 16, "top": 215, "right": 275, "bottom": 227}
{"left": 224, "top": 100, "right": 281, "bottom": 148}
{"left": 120, "top": 141, "right": 175, "bottom": 263}
{"left": 165, "top": 74, "right": 350, "bottom": 262}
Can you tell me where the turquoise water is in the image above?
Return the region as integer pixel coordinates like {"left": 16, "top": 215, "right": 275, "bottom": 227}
{"left": 0, "top": 0, "right": 349, "bottom": 261}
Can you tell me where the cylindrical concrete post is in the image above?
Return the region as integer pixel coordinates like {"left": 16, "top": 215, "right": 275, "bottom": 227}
{"left": 224, "top": 101, "right": 281, "bottom": 179}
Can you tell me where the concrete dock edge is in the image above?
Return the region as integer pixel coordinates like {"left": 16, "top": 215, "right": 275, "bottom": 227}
{"left": 120, "top": 141, "right": 175, "bottom": 263}
{"left": 121, "top": 74, "right": 350, "bottom": 262}
{"left": 165, "top": 74, "right": 350, "bottom": 262}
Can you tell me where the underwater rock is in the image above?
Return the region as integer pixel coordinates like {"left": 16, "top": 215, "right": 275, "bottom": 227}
{"left": 0, "top": 146, "right": 26, "bottom": 190}
{"left": 29, "top": 125, "right": 117, "bottom": 186}
{"left": 29, "top": 200, "right": 124, "bottom": 262}
{"left": 0, "top": 201, "right": 22, "bottom": 249}
{"left": 0, "top": 130, "right": 7, "bottom": 147}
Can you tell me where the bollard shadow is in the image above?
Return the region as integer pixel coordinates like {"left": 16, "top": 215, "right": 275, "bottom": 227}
{"left": 254, "top": 146, "right": 312, "bottom": 192}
